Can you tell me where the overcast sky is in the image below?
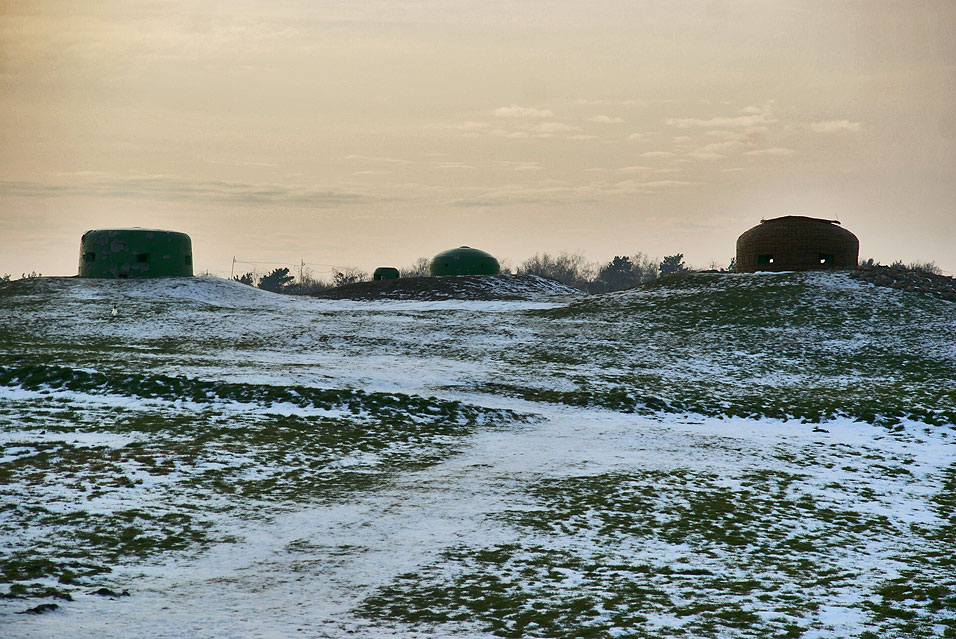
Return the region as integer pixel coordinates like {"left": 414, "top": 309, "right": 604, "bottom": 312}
{"left": 2, "top": 1, "right": 954, "bottom": 277}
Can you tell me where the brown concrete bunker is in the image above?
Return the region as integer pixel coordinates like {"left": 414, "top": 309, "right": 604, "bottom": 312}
{"left": 735, "top": 216, "right": 859, "bottom": 273}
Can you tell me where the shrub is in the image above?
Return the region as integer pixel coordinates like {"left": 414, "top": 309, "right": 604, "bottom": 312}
{"left": 258, "top": 268, "right": 295, "bottom": 293}
{"left": 659, "top": 254, "right": 688, "bottom": 277}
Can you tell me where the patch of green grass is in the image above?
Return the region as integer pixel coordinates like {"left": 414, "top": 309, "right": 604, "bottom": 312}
{"left": 863, "top": 462, "right": 956, "bottom": 636}
{"left": 505, "top": 273, "right": 956, "bottom": 425}
{"left": 360, "top": 467, "right": 920, "bottom": 637}
{"left": 361, "top": 452, "right": 955, "bottom": 637}
{"left": 0, "top": 363, "right": 524, "bottom": 426}
{"left": 0, "top": 381, "right": 529, "bottom": 601}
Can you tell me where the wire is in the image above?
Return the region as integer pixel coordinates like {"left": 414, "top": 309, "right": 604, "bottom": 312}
{"left": 232, "top": 259, "right": 340, "bottom": 268}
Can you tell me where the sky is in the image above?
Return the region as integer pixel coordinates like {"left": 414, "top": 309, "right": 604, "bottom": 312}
{"left": 1, "top": 0, "right": 954, "bottom": 278}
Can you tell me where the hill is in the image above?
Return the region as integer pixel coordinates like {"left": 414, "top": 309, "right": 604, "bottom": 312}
{"left": 499, "top": 270, "right": 956, "bottom": 426}
{"left": 0, "top": 272, "right": 953, "bottom": 638}
{"left": 311, "top": 273, "right": 582, "bottom": 300}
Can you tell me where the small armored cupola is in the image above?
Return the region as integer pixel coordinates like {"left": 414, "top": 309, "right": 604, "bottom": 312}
{"left": 735, "top": 216, "right": 859, "bottom": 273}
{"left": 78, "top": 229, "right": 194, "bottom": 279}
{"left": 428, "top": 246, "right": 501, "bottom": 276}
{"left": 373, "top": 267, "right": 400, "bottom": 281}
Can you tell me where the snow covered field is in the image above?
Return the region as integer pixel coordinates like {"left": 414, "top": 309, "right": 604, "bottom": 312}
{"left": 1, "top": 273, "right": 954, "bottom": 638}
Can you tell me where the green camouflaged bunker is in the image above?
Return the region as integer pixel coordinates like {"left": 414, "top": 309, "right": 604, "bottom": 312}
{"left": 429, "top": 246, "right": 500, "bottom": 276}
{"left": 373, "top": 267, "right": 400, "bottom": 281}
{"left": 78, "top": 229, "right": 193, "bottom": 279}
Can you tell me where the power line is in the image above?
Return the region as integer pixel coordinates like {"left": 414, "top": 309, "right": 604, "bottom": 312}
{"left": 231, "top": 259, "right": 339, "bottom": 267}
{"left": 230, "top": 256, "right": 343, "bottom": 279}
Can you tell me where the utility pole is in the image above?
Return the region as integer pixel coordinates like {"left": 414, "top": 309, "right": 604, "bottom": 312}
{"left": 300, "top": 259, "right": 305, "bottom": 282}
{"left": 230, "top": 256, "right": 237, "bottom": 280}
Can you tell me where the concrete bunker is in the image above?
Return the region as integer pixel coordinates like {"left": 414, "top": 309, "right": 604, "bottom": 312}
{"left": 78, "top": 229, "right": 193, "bottom": 278}
{"left": 735, "top": 216, "right": 858, "bottom": 273}
{"left": 429, "top": 246, "right": 500, "bottom": 277}
{"left": 373, "top": 267, "right": 400, "bottom": 281}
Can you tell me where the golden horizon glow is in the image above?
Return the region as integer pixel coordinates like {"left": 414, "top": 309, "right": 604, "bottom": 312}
{"left": 2, "top": 1, "right": 954, "bottom": 277}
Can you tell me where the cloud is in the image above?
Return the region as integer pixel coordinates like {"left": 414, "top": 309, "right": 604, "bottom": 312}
{"left": 744, "top": 147, "right": 795, "bottom": 156}
{"left": 0, "top": 176, "right": 365, "bottom": 207}
{"left": 666, "top": 102, "right": 777, "bottom": 129}
{"left": 687, "top": 150, "right": 726, "bottom": 160}
{"left": 588, "top": 115, "right": 624, "bottom": 124}
{"left": 457, "top": 118, "right": 588, "bottom": 139}
{"left": 448, "top": 178, "right": 689, "bottom": 207}
{"left": 345, "top": 154, "right": 412, "bottom": 164}
{"left": 627, "top": 133, "right": 644, "bottom": 140}
{"left": 686, "top": 140, "right": 742, "bottom": 160}
{"left": 492, "top": 105, "right": 555, "bottom": 118}
{"left": 667, "top": 113, "right": 776, "bottom": 128}
{"left": 575, "top": 98, "right": 646, "bottom": 106}
{"left": 614, "top": 165, "right": 679, "bottom": 175}
{"left": 705, "top": 130, "right": 739, "bottom": 139}
{"left": 639, "top": 180, "right": 695, "bottom": 187}
{"left": 600, "top": 178, "right": 699, "bottom": 197}
{"left": 201, "top": 158, "right": 279, "bottom": 167}
{"left": 532, "top": 122, "right": 581, "bottom": 135}
{"left": 449, "top": 183, "right": 596, "bottom": 207}
{"left": 495, "top": 161, "right": 545, "bottom": 171}
{"left": 459, "top": 125, "right": 487, "bottom": 137}
{"left": 436, "top": 162, "right": 475, "bottom": 170}
{"left": 809, "top": 120, "right": 861, "bottom": 133}
{"left": 640, "top": 151, "right": 677, "bottom": 158}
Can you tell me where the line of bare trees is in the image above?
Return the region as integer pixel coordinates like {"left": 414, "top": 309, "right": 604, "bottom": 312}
{"left": 2, "top": 258, "right": 942, "bottom": 292}
{"left": 514, "top": 252, "right": 680, "bottom": 294}
{"left": 233, "top": 266, "right": 371, "bottom": 294}
{"left": 860, "top": 257, "right": 941, "bottom": 274}
{"left": 231, "top": 255, "right": 944, "bottom": 297}
{"left": 0, "top": 272, "right": 42, "bottom": 282}
{"left": 232, "top": 252, "right": 696, "bottom": 295}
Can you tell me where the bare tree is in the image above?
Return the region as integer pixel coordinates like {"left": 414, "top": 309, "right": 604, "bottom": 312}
{"left": 399, "top": 257, "right": 430, "bottom": 278}
{"left": 907, "top": 260, "right": 942, "bottom": 275}
{"left": 332, "top": 267, "right": 369, "bottom": 287}
{"left": 630, "top": 252, "right": 659, "bottom": 283}
{"left": 517, "top": 252, "right": 595, "bottom": 291}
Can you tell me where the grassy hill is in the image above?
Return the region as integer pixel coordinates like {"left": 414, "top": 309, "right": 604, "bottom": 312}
{"left": 0, "top": 272, "right": 953, "bottom": 638}
{"left": 485, "top": 271, "right": 956, "bottom": 426}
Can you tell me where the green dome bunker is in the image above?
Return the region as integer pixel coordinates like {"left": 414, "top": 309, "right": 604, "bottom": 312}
{"left": 373, "top": 267, "right": 400, "bottom": 281}
{"left": 429, "top": 246, "right": 500, "bottom": 276}
{"left": 78, "top": 229, "right": 193, "bottom": 279}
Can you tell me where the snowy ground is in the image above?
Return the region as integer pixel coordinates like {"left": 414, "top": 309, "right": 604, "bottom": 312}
{"left": 1, "top": 273, "right": 954, "bottom": 638}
